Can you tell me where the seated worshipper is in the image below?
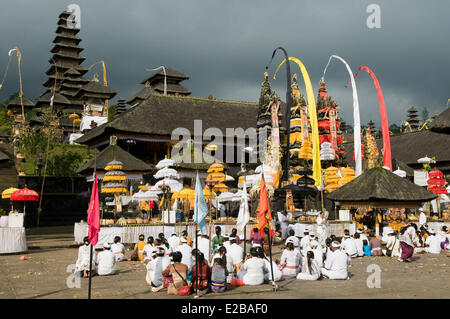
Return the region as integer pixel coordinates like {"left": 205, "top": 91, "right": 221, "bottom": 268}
{"left": 341, "top": 230, "right": 358, "bottom": 258}
{"left": 425, "top": 230, "right": 442, "bottom": 254}
{"left": 279, "top": 242, "right": 302, "bottom": 277}
{"left": 229, "top": 237, "right": 244, "bottom": 272}
{"left": 300, "top": 230, "right": 310, "bottom": 250}
{"left": 97, "top": 242, "right": 116, "bottom": 276}
{"left": 145, "top": 247, "right": 168, "bottom": 292}
{"left": 277, "top": 211, "right": 290, "bottom": 240}
{"left": 190, "top": 252, "right": 211, "bottom": 292}
{"left": 76, "top": 236, "right": 97, "bottom": 277}
{"left": 297, "top": 250, "right": 321, "bottom": 281}
{"left": 286, "top": 229, "right": 300, "bottom": 250}
{"left": 212, "top": 246, "right": 234, "bottom": 283}
{"left": 230, "top": 228, "right": 241, "bottom": 245}
{"left": 324, "top": 237, "right": 334, "bottom": 263}
{"left": 168, "top": 233, "right": 180, "bottom": 251}
{"left": 354, "top": 233, "right": 365, "bottom": 257}
{"left": 258, "top": 247, "right": 282, "bottom": 282}
{"left": 162, "top": 251, "right": 190, "bottom": 295}
{"left": 154, "top": 238, "right": 171, "bottom": 257}
{"left": 158, "top": 233, "right": 170, "bottom": 250}
{"left": 308, "top": 240, "right": 323, "bottom": 267}
{"left": 223, "top": 234, "right": 231, "bottom": 252}
{"left": 175, "top": 237, "right": 193, "bottom": 268}
{"left": 301, "top": 233, "right": 317, "bottom": 258}
{"left": 238, "top": 247, "right": 266, "bottom": 285}
{"left": 320, "top": 241, "right": 349, "bottom": 280}
{"left": 249, "top": 227, "right": 263, "bottom": 248}
{"left": 382, "top": 230, "right": 401, "bottom": 257}
{"left": 363, "top": 239, "right": 372, "bottom": 256}
{"left": 398, "top": 226, "right": 414, "bottom": 262}
{"left": 132, "top": 234, "right": 147, "bottom": 261}
{"left": 198, "top": 233, "right": 211, "bottom": 264}
{"left": 181, "top": 230, "right": 193, "bottom": 247}
{"left": 111, "top": 236, "right": 127, "bottom": 262}
{"left": 142, "top": 236, "right": 155, "bottom": 261}
{"left": 419, "top": 207, "right": 427, "bottom": 228}
{"left": 358, "top": 228, "right": 369, "bottom": 243}
{"left": 210, "top": 257, "right": 227, "bottom": 293}
{"left": 212, "top": 226, "right": 225, "bottom": 255}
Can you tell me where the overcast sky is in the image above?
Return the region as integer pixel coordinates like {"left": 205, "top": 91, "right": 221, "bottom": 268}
{"left": 0, "top": 0, "right": 449, "bottom": 128}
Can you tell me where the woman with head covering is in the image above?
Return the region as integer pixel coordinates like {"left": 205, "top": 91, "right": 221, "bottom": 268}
{"left": 132, "top": 234, "right": 147, "bottom": 261}
{"left": 257, "top": 247, "right": 282, "bottom": 282}
{"left": 142, "top": 236, "right": 155, "bottom": 261}
{"left": 76, "top": 236, "right": 97, "bottom": 277}
{"left": 190, "top": 251, "right": 210, "bottom": 292}
{"left": 398, "top": 226, "right": 414, "bottom": 262}
{"left": 210, "top": 257, "right": 227, "bottom": 293}
{"left": 297, "top": 251, "right": 321, "bottom": 280}
{"left": 279, "top": 242, "right": 301, "bottom": 277}
{"left": 211, "top": 246, "right": 234, "bottom": 283}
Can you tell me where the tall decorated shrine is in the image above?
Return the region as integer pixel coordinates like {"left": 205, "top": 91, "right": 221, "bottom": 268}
{"left": 316, "top": 78, "right": 346, "bottom": 167}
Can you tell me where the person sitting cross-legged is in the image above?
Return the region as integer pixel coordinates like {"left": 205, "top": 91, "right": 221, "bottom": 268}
{"left": 320, "top": 241, "right": 349, "bottom": 280}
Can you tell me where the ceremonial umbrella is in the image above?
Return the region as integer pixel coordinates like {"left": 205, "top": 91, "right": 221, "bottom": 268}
{"left": 207, "top": 162, "right": 224, "bottom": 173}
{"left": 10, "top": 187, "right": 39, "bottom": 215}
{"left": 154, "top": 178, "right": 183, "bottom": 192}
{"left": 154, "top": 167, "right": 180, "bottom": 179}
{"left": 172, "top": 187, "right": 196, "bottom": 200}
{"left": 155, "top": 156, "right": 174, "bottom": 169}
{"left": 2, "top": 187, "right": 18, "bottom": 199}
{"left": 428, "top": 169, "right": 444, "bottom": 178}
{"left": 132, "top": 190, "right": 159, "bottom": 201}
{"left": 255, "top": 164, "right": 273, "bottom": 173}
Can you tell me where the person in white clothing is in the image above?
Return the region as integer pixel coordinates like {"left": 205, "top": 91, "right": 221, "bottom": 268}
{"left": 76, "top": 236, "right": 97, "bottom": 277}
{"left": 382, "top": 230, "right": 401, "bottom": 257}
{"left": 419, "top": 208, "right": 427, "bottom": 228}
{"left": 285, "top": 229, "right": 300, "bottom": 248}
{"left": 257, "top": 247, "right": 282, "bottom": 282}
{"left": 110, "top": 236, "right": 127, "bottom": 262}
{"left": 341, "top": 230, "right": 358, "bottom": 258}
{"left": 212, "top": 246, "right": 234, "bottom": 283}
{"left": 228, "top": 237, "right": 244, "bottom": 271}
{"left": 279, "top": 242, "right": 301, "bottom": 277}
{"left": 316, "top": 212, "right": 327, "bottom": 245}
{"left": 321, "top": 241, "right": 349, "bottom": 280}
{"left": 142, "top": 236, "right": 155, "bottom": 261}
{"left": 167, "top": 233, "right": 180, "bottom": 251}
{"left": 309, "top": 240, "right": 323, "bottom": 267}
{"left": 277, "top": 211, "right": 290, "bottom": 240}
{"left": 297, "top": 250, "right": 321, "bottom": 280}
{"left": 223, "top": 235, "right": 232, "bottom": 252}
{"left": 353, "top": 233, "right": 365, "bottom": 257}
{"left": 300, "top": 231, "right": 311, "bottom": 250}
{"left": 175, "top": 237, "right": 192, "bottom": 267}
{"left": 197, "top": 234, "right": 211, "bottom": 264}
{"left": 97, "top": 242, "right": 116, "bottom": 276}
{"left": 238, "top": 248, "right": 266, "bottom": 285}
{"left": 145, "top": 247, "right": 169, "bottom": 292}
{"left": 357, "top": 228, "right": 369, "bottom": 243}
{"left": 425, "top": 230, "right": 442, "bottom": 254}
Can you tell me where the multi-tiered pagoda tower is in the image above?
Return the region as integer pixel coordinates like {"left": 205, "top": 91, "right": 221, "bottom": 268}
{"left": 407, "top": 107, "right": 420, "bottom": 131}
{"left": 316, "top": 79, "right": 345, "bottom": 166}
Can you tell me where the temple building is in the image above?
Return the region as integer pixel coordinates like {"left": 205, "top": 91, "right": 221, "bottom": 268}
{"left": 7, "top": 96, "right": 35, "bottom": 136}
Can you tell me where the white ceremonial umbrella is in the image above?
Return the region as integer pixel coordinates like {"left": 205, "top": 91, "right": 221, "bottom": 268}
{"left": 218, "top": 192, "right": 235, "bottom": 202}
{"left": 232, "top": 190, "right": 248, "bottom": 202}
{"left": 393, "top": 169, "right": 406, "bottom": 178}
{"left": 155, "top": 156, "right": 174, "bottom": 169}
{"left": 154, "top": 167, "right": 180, "bottom": 179}
{"left": 225, "top": 175, "right": 235, "bottom": 182}
{"left": 132, "top": 190, "right": 159, "bottom": 201}
{"left": 154, "top": 178, "right": 183, "bottom": 192}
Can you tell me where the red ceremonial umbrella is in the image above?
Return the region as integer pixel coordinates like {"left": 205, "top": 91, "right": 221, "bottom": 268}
{"left": 10, "top": 187, "right": 39, "bottom": 215}
{"left": 427, "top": 178, "right": 446, "bottom": 186}
{"left": 428, "top": 186, "right": 448, "bottom": 194}
{"left": 428, "top": 169, "right": 444, "bottom": 178}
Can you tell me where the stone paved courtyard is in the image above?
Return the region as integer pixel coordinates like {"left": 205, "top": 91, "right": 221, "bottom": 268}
{"left": 0, "top": 227, "right": 449, "bottom": 299}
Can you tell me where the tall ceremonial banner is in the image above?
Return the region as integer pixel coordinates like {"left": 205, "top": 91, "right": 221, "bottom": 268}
{"left": 257, "top": 175, "right": 272, "bottom": 231}
{"left": 274, "top": 57, "right": 322, "bottom": 186}
{"left": 346, "top": 66, "right": 392, "bottom": 171}
{"left": 323, "top": 55, "right": 362, "bottom": 177}
{"left": 236, "top": 179, "right": 250, "bottom": 231}
{"left": 193, "top": 172, "right": 208, "bottom": 235}
{"left": 87, "top": 174, "right": 100, "bottom": 246}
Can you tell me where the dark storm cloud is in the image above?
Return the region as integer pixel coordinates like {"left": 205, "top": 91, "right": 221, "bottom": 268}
{"left": 0, "top": 0, "right": 449, "bottom": 128}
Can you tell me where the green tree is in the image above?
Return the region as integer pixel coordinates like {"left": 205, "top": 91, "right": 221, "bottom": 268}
{"left": 0, "top": 95, "right": 15, "bottom": 134}
{"left": 421, "top": 107, "right": 429, "bottom": 122}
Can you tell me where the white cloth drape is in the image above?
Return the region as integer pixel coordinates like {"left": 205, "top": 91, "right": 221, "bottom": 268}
{"left": 0, "top": 227, "right": 27, "bottom": 254}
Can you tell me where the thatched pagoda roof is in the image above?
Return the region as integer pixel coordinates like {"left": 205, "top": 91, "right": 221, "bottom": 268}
{"left": 76, "top": 94, "right": 258, "bottom": 145}
{"left": 327, "top": 166, "right": 437, "bottom": 208}
{"left": 77, "top": 144, "right": 153, "bottom": 175}
{"left": 430, "top": 107, "right": 450, "bottom": 134}
{"left": 75, "top": 81, "right": 117, "bottom": 98}
{"left": 171, "top": 146, "right": 228, "bottom": 170}
{"left": 126, "top": 86, "right": 157, "bottom": 105}
{"left": 7, "top": 96, "right": 35, "bottom": 109}
{"left": 140, "top": 66, "right": 189, "bottom": 85}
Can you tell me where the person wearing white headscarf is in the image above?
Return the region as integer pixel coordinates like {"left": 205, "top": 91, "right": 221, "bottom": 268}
{"left": 425, "top": 230, "right": 442, "bottom": 254}
{"left": 76, "top": 236, "right": 97, "bottom": 277}
{"left": 168, "top": 233, "right": 180, "bottom": 251}
{"left": 297, "top": 250, "right": 321, "bottom": 280}
{"left": 321, "top": 241, "right": 349, "bottom": 280}
{"left": 97, "top": 242, "right": 116, "bottom": 276}
{"left": 316, "top": 212, "right": 327, "bottom": 245}
{"left": 382, "top": 230, "right": 401, "bottom": 257}
{"left": 419, "top": 208, "right": 427, "bottom": 228}
{"left": 341, "top": 230, "right": 358, "bottom": 258}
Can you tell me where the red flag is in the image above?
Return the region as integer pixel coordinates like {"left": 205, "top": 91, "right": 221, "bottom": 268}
{"left": 87, "top": 174, "right": 100, "bottom": 246}
{"left": 257, "top": 175, "right": 272, "bottom": 232}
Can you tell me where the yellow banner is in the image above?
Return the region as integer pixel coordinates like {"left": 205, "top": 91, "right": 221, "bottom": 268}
{"left": 274, "top": 57, "right": 322, "bottom": 187}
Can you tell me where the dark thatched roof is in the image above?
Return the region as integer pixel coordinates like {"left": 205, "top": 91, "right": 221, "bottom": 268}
{"left": 430, "top": 107, "right": 450, "bottom": 133}
{"left": 35, "top": 91, "right": 72, "bottom": 107}
{"left": 7, "top": 96, "right": 35, "bottom": 109}
{"left": 126, "top": 86, "right": 157, "bottom": 105}
{"left": 343, "top": 129, "right": 450, "bottom": 166}
{"left": 76, "top": 144, "right": 153, "bottom": 175}
{"left": 0, "top": 150, "right": 9, "bottom": 161}
{"left": 327, "top": 167, "right": 437, "bottom": 208}
{"left": 152, "top": 82, "right": 191, "bottom": 95}
{"left": 171, "top": 146, "right": 227, "bottom": 170}
{"left": 140, "top": 66, "right": 189, "bottom": 84}
{"left": 75, "top": 81, "right": 117, "bottom": 98}
{"left": 76, "top": 94, "right": 258, "bottom": 144}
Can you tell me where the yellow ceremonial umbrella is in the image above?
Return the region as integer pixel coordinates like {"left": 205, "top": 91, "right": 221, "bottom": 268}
{"left": 2, "top": 187, "right": 18, "bottom": 199}
{"left": 338, "top": 175, "right": 355, "bottom": 186}
{"left": 173, "top": 187, "right": 195, "bottom": 200}
{"left": 207, "top": 162, "right": 224, "bottom": 173}
{"left": 203, "top": 187, "right": 216, "bottom": 199}
{"left": 69, "top": 113, "right": 80, "bottom": 120}
{"left": 206, "top": 172, "right": 226, "bottom": 182}
{"left": 324, "top": 166, "right": 339, "bottom": 176}
{"left": 340, "top": 166, "right": 355, "bottom": 177}
{"left": 213, "top": 182, "right": 228, "bottom": 193}
{"left": 325, "top": 183, "right": 340, "bottom": 193}
{"left": 324, "top": 174, "right": 340, "bottom": 185}
{"left": 138, "top": 183, "right": 153, "bottom": 191}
